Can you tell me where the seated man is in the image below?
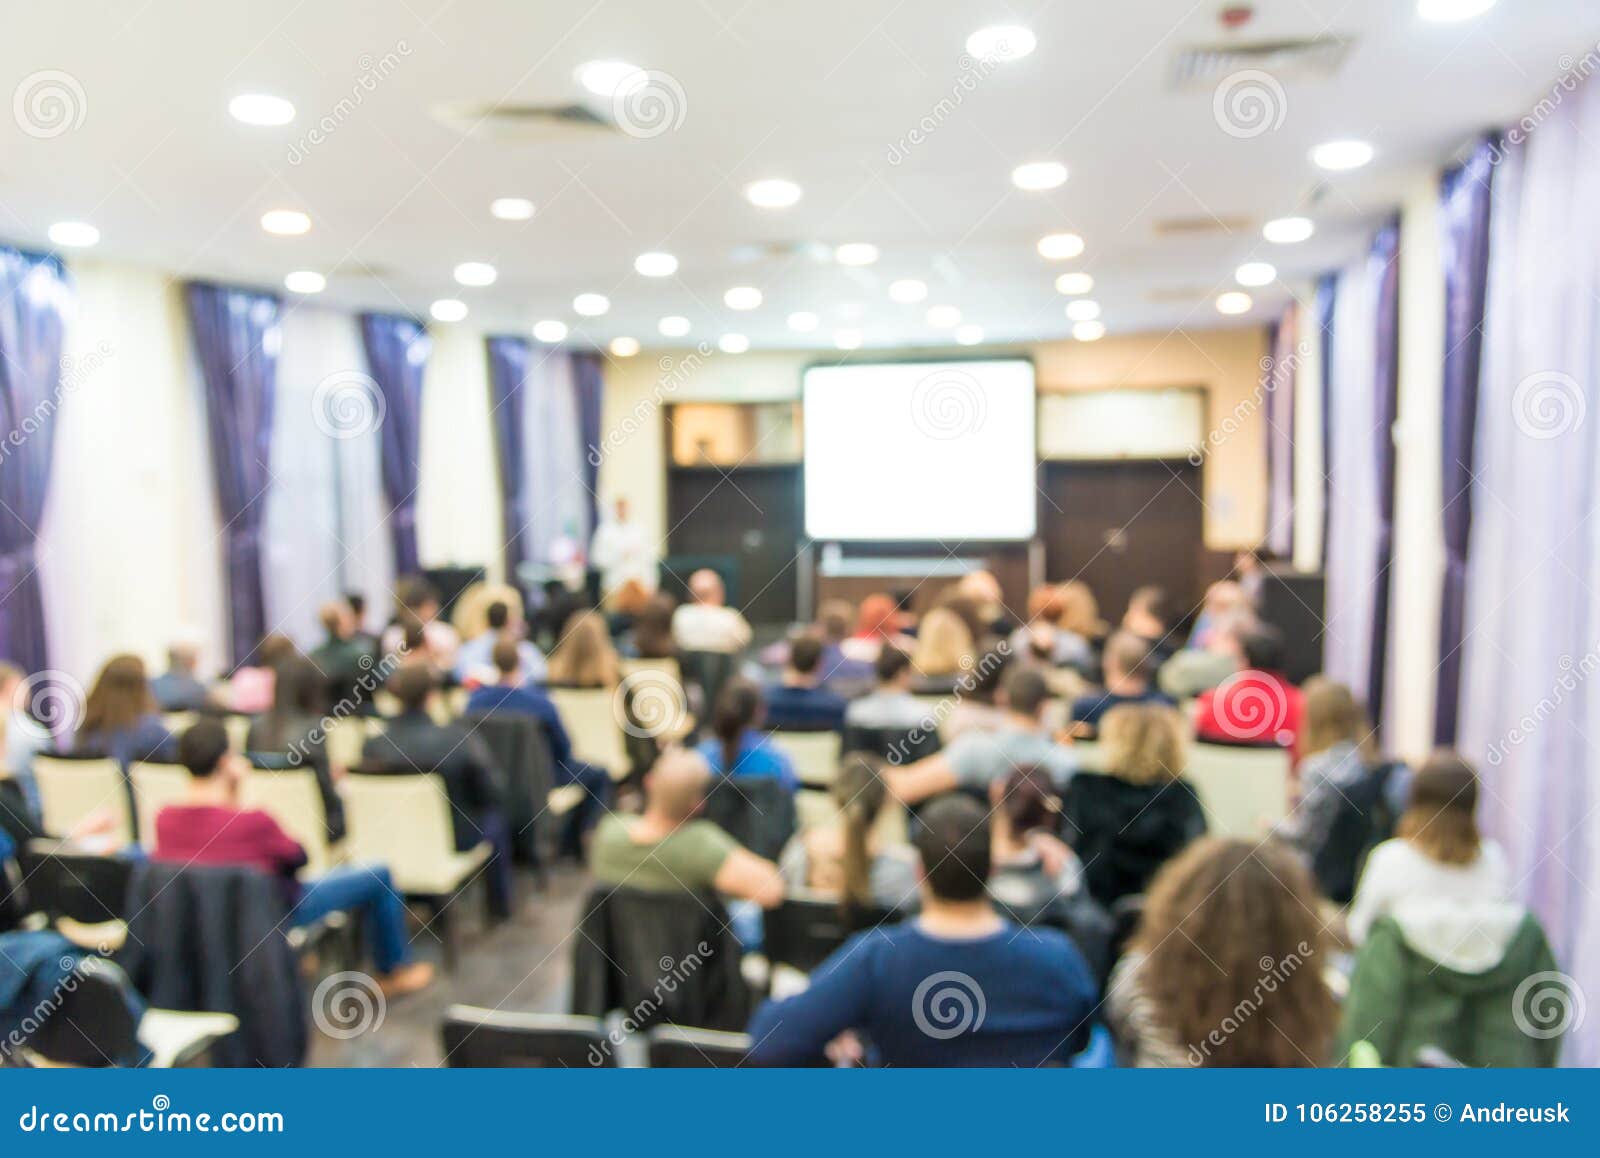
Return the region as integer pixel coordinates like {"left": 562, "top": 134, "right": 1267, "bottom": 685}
{"left": 455, "top": 600, "right": 548, "bottom": 688}
{"left": 1158, "top": 609, "right": 1253, "bottom": 699}
{"left": 465, "top": 637, "right": 611, "bottom": 849}
{"left": 589, "top": 747, "right": 784, "bottom": 907}
{"left": 843, "top": 644, "right": 928, "bottom": 731}
{"left": 747, "top": 794, "right": 1097, "bottom": 1066}
{"left": 309, "top": 600, "right": 378, "bottom": 716}
{"left": 1194, "top": 624, "right": 1305, "bottom": 758}
{"left": 150, "top": 638, "right": 219, "bottom": 713}
{"left": 360, "top": 662, "right": 514, "bottom": 916}
{"left": 670, "top": 569, "right": 752, "bottom": 655}
{"left": 763, "top": 635, "right": 848, "bottom": 732}
{"left": 886, "top": 668, "right": 1076, "bottom": 805}
{"left": 154, "top": 720, "right": 432, "bottom": 995}
{"left": 1069, "top": 630, "right": 1175, "bottom": 737}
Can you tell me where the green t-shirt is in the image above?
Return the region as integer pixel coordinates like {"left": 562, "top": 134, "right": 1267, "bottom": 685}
{"left": 589, "top": 814, "right": 738, "bottom": 894}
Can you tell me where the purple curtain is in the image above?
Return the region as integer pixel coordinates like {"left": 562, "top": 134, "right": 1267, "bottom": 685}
{"left": 0, "top": 248, "right": 71, "bottom": 674}
{"left": 485, "top": 335, "right": 531, "bottom": 580}
{"left": 1366, "top": 220, "right": 1402, "bottom": 726}
{"left": 1262, "top": 313, "right": 1297, "bottom": 558}
{"left": 359, "top": 313, "right": 430, "bottom": 578}
{"left": 184, "top": 282, "right": 282, "bottom": 667}
{"left": 1433, "top": 140, "right": 1497, "bottom": 746}
{"left": 572, "top": 350, "right": 605, "bottom": 541}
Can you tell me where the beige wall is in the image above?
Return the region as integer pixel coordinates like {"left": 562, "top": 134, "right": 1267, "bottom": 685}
{"left": 598, "top": 326, "right": 1271, "bottom": 554}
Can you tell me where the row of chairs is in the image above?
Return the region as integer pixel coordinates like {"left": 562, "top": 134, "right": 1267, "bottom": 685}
{"left": 1071, "top": 739, "right": 1291, "bottom": 837}
{"left": 441, "top": 1007, "right": 750, "bottom": 1068}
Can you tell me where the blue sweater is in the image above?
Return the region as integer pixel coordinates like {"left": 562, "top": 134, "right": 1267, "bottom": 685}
{"left": 465, "top": 684, "right": 573, "bottom": 768}
{"left": 747, "top": 919, "right": 1097, "bottom": 1066}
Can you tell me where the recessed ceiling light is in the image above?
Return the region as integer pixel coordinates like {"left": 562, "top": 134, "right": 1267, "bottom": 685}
{"left": 1235, "top": 262, "right": 1277, "bottom": 287}
{"left": 787, "top": 311, "right": 819, "bottom": 332}
{"left": 724, "top": 286, "right": 763, "bottom": 310}
{"left": 1263, "top": 216, "right": 1315, "bottom": 244}
{"left": 1217, "top": 291, "right": 1254, "bottom": 315}
{"left": 1055, "top": 272, "right": 1094, "bottom": 295}
{"left": 1012, "top": 162, "right": 1068, "bottom": 191}
{"left": 577, "top": 60, "right": 643, "bottom": 97}
{"left": 573, "top": 293, "right": 610, "bottom": 317}
{"left": 658, "top": 315, "right": 691, "bottom": 337}
{"left": 609, "top": 337, "right": 640, "bottom": 357}
{"left": 834, "top": 330, "right": 863, "bottom": 350}
{"left": 228, "top": 93, "right": 295, "bottom": 126}
{"left": 965, "top": 25, "right": 1037, "bottom": 62}
{"left": 47, "top": 221, "right": 99, "bottom": 248}
{"left": 490, "top": 197, "right": 535, "bottom": 221}
{"left": 453, "top": 262, "right": 497, "bottom": 287}
{"left": 955, "top": 325, "right": 985, "bottom": 346}
{"left": 635, "top": 251, "right": 679, "bottom": 277}
{"left": 283, "top": 270, "right": 326, "bottom": 294}
{"left": 1311, "top": 139, "right": 1374, "bottom": 172}
{"left": 260, "top": 209, "right": 311, "bottom": 236}
{"left": 835, "top": 243, "right": 880, "bottom": 267}
{"left": 430, "top": 299, "right": 468, "bottom": 323}
{"left": 888, "top": 279, "right": 929, "bottom": 303}
{"left": 1037, "top": 232, "right": 1085, "bottom": 260}
{"left": 533, "top": 320, "right": 568, "bottom": 343}
{"left": 1065, "top": 300, "right": 1102, "bottom": 322}
{"left": 1418, "top": 0, "right": 1497, "bottom": 21}
{"left": 1073, "top": 321, "right": 1106, "bottom": 342}
{"left": 926, "top": 305, "right": 962, "bottom": 328}
{"left": 718, "top": 334, "right": 750, "bottom": 354}
{"left": 744, "top": 178, "right": 802, "bottom": 209}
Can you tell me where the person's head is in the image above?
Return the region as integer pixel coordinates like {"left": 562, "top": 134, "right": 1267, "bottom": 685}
{"left": 711, "top": 677, "right": 764, "bottom": 770}
{"left": 1056, "top": 581, "right": 1105, "bottom": 639}
{"left": 874, "top": 644, "right": 914, "bottom": 690}
{"left": 632, "top": 593, "right": 678, "bottom": 658}
{"left": 911, "top": 607, "right": 975, "bottom": 677}
{"left": 1205, "top": 609, "right": 1256, "bottom": 660}
{"left": 833, "top": 752, "right": 889, "bottom": 908}
{"left": 491, "top": 635, "right": 523, "bottom": 684}
{"left": 1201, "top": 579, "right": 1246, "bottom": 620}
{"left": 934, "top": 591, "right": 988, "bottom": 644}
{"left": 643, "top": 747, "right": 714, "bottom": 823}
{"left": 386, "top": 660, "right": 438, "bottom": 715}
{"left": 82, "top": 653, "right": 155, "bottom": 735}
{"left": 786, "top": 634, "right": 824, "bottom": 685}
{"left": 816, "top": 599, "right": 855, "bottom": 644}
{"left": 547, "top": 610, "right": 620, "bottom": 688}
{"left": 395, "top": 577, "right": 441, "bottom": 621}
{"left": 1027, "top": 585, "right": 1066, "bottom": 626}
{"left": 485, "top": 600, "right": 512, "bottom": 634}
{"left": 912, "top": 794, "right": 992, "bottom": 905}
{"left": 999, "top": 666, "right": 1051, "bottom": 721}
{"left": 1301, "top": 676, "right": 1372, "bottom": 761}
{"left": 956, "top": 570, "right": 1003, "bottom": 618}
{"left": 166, "top": 639, "right": 201, "bottom": 675}
{"left": 1102, "top": 630, "right": 1154, "bottom": 688}
{"left": 1240, "top": 624, "right": 1287, "bottom": 674}
{"left": 271, "top": 655, "right": 327, "bottom": 717}
{"left": 963, "top": 645, "right": 1010, "bottom": 705}
{"left": 177, "top": 719, "right": 241, "bottom": 784}
{"left": 1124, "top": 585, "right": 1168, "bottom": 633}
{"left": 855, "top": 593, "right": 899, "bottom": 639}
{"left": 688, "top": 569, "right": 725, "bottom": 607}
{"left": 613, "top": 495, "right": 631, "bottom": 522}
{"left": 1397, "top": 751, "right": 1482, "bottom": 866}
{"left": 1132, "top": 837, "right": 1337, "bottom": 1067}
{"left": 1100, "top": 703, "right": 1186, "bottom": 785}
{"left": 318, "top": 600, "right": 353, "bottom": 641}
{"left": 1232, "top": 546, "right": 1265, "bottom": 578}
{"left": 610, "top": 578, "right": 651, "bottom": 617}
{"left": 399, "top": 615, "right": 429, "bottom": 657}
{"left": 345, "top": 591, "right": 368, "bottom": 627}
{"left": 254, "top": 633, "right": 297, "bottom": 668}
{"left": 989, "top": 764, "right": 1060, "bottom": 843}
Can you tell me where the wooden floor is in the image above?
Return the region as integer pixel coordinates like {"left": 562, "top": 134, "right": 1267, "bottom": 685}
{"left": 307, "top": 865, "right": 591, "bottom": 1067}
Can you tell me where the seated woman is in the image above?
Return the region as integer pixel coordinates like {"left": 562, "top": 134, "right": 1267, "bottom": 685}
{"left": 228, "top": 633, "right": 298, "bottom": 715}
{"left": 622, "top": 591, "right": 678, "bottom": 659}
{"left": 940, "top": 644, "right": 1011, "bottom": 741}
{"left": 72, "top": 654, "right": 177, "bottom": 774}
{"left": 244, "top": 654, "right": 346, "bottom": 844}
{"left": 840, "top": 593, "right": 909, "bottom": 664}
{"left": 1009, "top": 584, "right": 1092, "bottom": 669}
{"left": 1108, "top": 836, "right": 1337, "bottom": 1066}
{"left": 987, "top": 764, "right": 1084, "bottom": 924}
{"left": 545, "top": 610, "right": 621, "bottom": 688}
{"left": 908, "top": 607, "right": 975, "bottom": 695}
{"left": 1059, "top": 702, "right": 1206, "bottom": 906}
{"left": 779, "top": 752, "right": 917, "bottom": 911}
{"left": 695, "top": 679, "right": 798, "bottom": 792}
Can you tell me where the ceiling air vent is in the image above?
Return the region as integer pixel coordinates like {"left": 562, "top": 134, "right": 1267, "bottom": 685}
{"left": 1146, "top": 286, "right": 1214, "bottom": 304}
{"left": 1151, "top": 215, "right": 1253, "bottom": 238}
{"left": 431, "top": 100, "right": 617, "bottom": 142}
{"left": 1169, "top": 37, "right": 1351, "bottom": 89}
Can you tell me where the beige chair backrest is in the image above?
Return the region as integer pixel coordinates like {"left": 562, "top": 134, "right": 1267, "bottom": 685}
{"left": 243, "top": 768, "right": 338, "bottom": 875}
{"left": 620, "top": 656, "right": 682, "bottom": 687}
{"left": 548, "top": 687, "right": 628, "bottom": 779}
{"left": 1184, "top": 742, "right": 1292, "bottom": 837}
{"left": 775, "top": 731, "right": 842, "bottom": 789}
{"left": 160, "top": 712, "right": 199, "bottom": 737}
{"left": 341, "top": 773, "right": 487, "bottom": 895}
{"left": 129, "top": 761, "right": 194, "bottom": 850}
{"left": 33, "top": 756, "right": 133, "bottom": 846}
{"left": 443, "top": 687, "right": 469, "bottom": 721}
{"left": 323, "top": 716, "right": 385, "bottom": 773}
{"left": 1070, "top": 740, "right": 1104, "bottom": 773}
{"left": 221, "top": 715, "right": 251, "bottom": 753}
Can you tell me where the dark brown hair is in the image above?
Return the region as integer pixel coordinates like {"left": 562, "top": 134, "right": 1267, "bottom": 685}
{"left": 832, "top": 752, "right": 888, "bottom": 909}
{"left": 81, "top": 654, "right": 156, "bottom": 736}
{"left": 1396, "top": 750, "right": 1482, "bottom": 866}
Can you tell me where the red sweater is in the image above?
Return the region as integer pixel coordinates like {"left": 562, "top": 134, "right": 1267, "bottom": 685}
{"left": 1193, "top": 669, "right": 1305, "bottom": 761}
{"left": 153, "top": 804, "right": 309, "bottom": 878}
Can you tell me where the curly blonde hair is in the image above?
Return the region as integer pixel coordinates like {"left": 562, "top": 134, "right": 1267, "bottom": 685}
{"left": 1100, "top": 702, "right": 1186, "bottom": 785}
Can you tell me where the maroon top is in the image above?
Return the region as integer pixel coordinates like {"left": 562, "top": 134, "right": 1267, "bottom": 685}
{"left": 153, "top": 804, "right": 309, "bottom": 878}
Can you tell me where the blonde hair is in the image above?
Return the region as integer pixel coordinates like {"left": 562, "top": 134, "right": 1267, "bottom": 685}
{"left": 1300, "top": 676, "right": 1374, "bottom": 762}
{"left": 546, "top": 611, "right": 620, "bottom": 688}
{"left": 1100, "top": 703, "right": 1186, "bottom": 785}
{"left": 1056, "top": 581, "right": 1106, "bottom": 638}
{"left": 832, "top": 753, "right": 888, "bottom": 909}
{"left": 911, "top": 608, "right": 975, "bottom": 677}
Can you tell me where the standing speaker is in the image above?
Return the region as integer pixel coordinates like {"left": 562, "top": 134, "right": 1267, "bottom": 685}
{"left": 1256, "top": 569, "right": 1326, "bottom": 685}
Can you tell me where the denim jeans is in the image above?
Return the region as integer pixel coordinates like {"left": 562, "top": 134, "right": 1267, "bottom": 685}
{"left": 291, "top": 864, "right": 412, "bottom": 973}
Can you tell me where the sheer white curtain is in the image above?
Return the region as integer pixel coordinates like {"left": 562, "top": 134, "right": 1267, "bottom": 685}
{"left": 521, "top": 350, "right": 591, "bottom": 567}
{"left": 1457, "top": 77, "right": 1600, "bottom": 1065}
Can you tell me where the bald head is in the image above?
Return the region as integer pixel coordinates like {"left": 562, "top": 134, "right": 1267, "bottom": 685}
{"left": 644, "top": 748, "right": 713, "bottom": 822}
{"left": 688, "top": 569, "right": 725, "bottom": 607}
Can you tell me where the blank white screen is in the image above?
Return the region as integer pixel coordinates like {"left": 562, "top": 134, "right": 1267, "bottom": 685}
{"left": 803, "top": 360, "right": 1037, "bottom": 541}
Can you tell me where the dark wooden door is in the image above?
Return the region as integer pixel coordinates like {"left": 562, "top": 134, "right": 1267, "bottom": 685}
{"left": 1039, "top": 459, "right": 1205, "bottom": 625}
{"left": 666, "top": 464, "right": 804, "bottom": 627}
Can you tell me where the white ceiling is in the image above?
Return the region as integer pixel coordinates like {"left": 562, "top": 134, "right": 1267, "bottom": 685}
{"left": 0, "top": 0, "right": 1590, "bottom": 350}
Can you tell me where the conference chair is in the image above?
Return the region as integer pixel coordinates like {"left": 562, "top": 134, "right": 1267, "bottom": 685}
{"left": 764, "top": 895, "right": 899, "bottom": 976}
{"left": 462, "top": 712, "right": 559, "bottom": 869}
{"left": 1184, "top": 741, "right": 1292, "bottom": 837}
{"left": 220, "top": 714, "right": 252, "bottom": 753}
{"left": 841, "top": 722, "right": 941, "bottom": 765}
{"left": 773, "top": 729, "right": 841, "bottom": 789}
{"left": 32, "top": 754, "right": 133, "bottom": 846}
{"left": 241, "top": 762, "right": 344, "bottom": 876}
{"left": 440, "top": 1007, "right": 614, "bottom": 1068}
{"left": 620, "top": 654, "right": 682, "bottom": 688}
{"left": 129, "top": 761, "right": 191, "bottom": 850}
{"left": 646, "top": 1024, "right": 752, "bottom": 1068}
{"left": 159, "top": 711, "right": 199, "bottom": 736}
{"left": 18, "top": 840, "right": 134, "bottom": 931}
{"left": 792, "top": 789, "right": 909, "bottom": 849}
{"left": 322, "top": 715, "right": 385, "bottom": 773}
{"left": 700, "top": 775, "right": 797, "bottom": 861}
{"left": 677, "top": 649, "right": 736, "bottom": 721}
{"left": 1070, "top": 740, "right": 1105, "bottom": 772}
{"left": 546, "top": 687, "right": 629, "bottom": 781}
{"left": 341, "top": 771, "right": 493, "bottom": 969}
